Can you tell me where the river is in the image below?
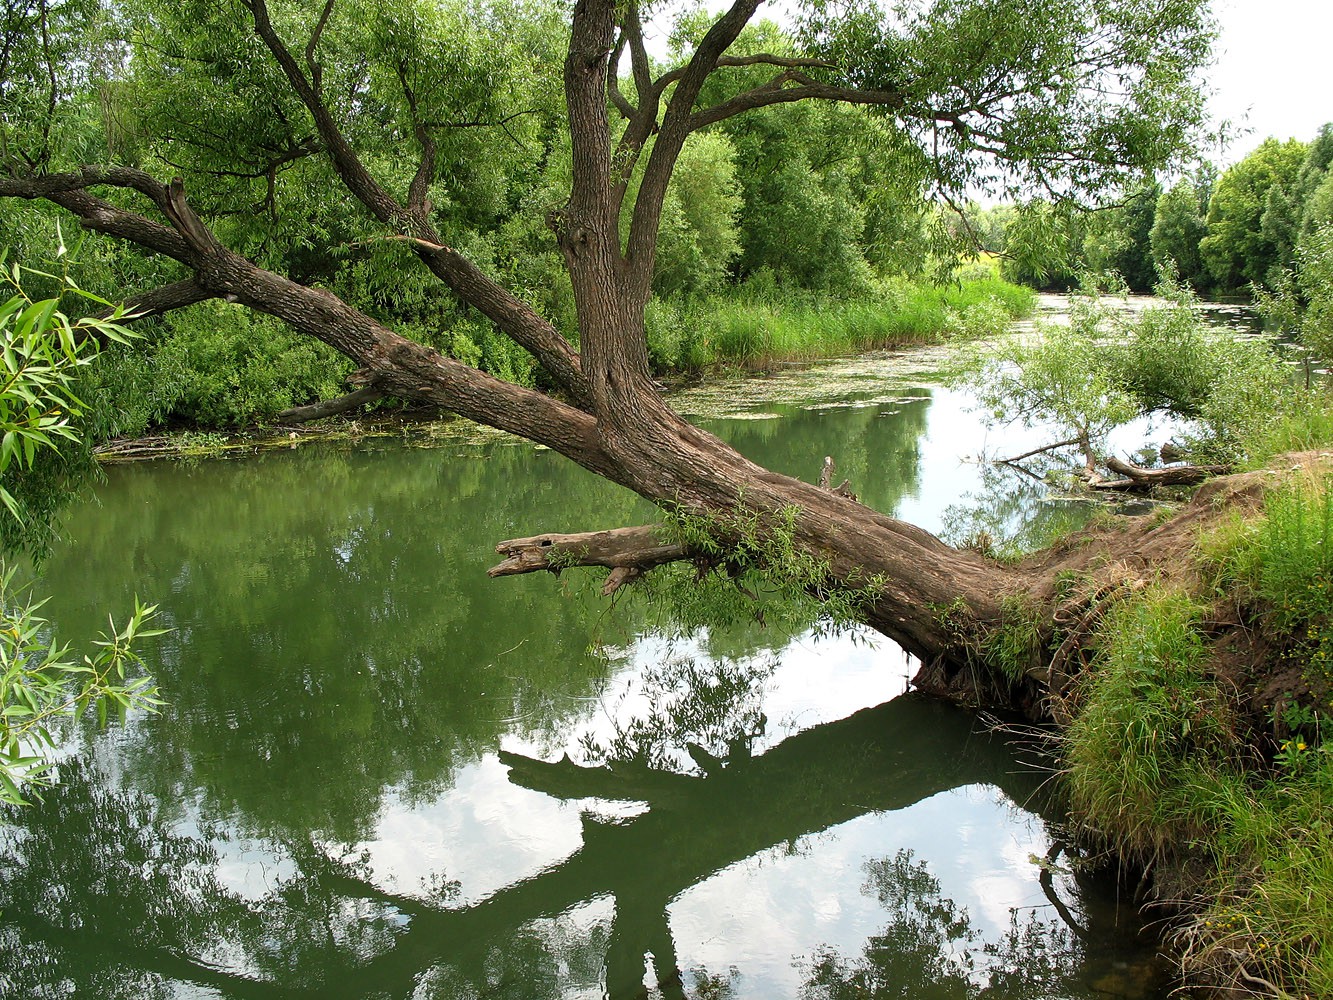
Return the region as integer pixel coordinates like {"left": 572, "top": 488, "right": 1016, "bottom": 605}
{"left": 0, "top": 297, "right": 1208, "bottom": 999}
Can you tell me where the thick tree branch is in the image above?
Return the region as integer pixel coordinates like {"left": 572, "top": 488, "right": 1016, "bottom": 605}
{"left": 624, "top": 0, "right": 763, "bottom": 292}
{"left": 0, "top": 169, "right": 193, "bottom": 263}
{"left": 276, "top": 387, "right": 385, "bottom": 423}
{"left": 655, "top": 52, "right": 837, "bottom": 92}
{"left": 105, "top": 278, "right": 217, "bottom": 321}
{"left": 689, "top": 74, "right": 905, "bottom": 131}
{"left": 490, "top": 525, "right": 693, "bottom": 597}
{"left": 243, "top": 0, "right": 591, "bottom": 408}
{"left": 624, "top": 4, "right": 652, "bottom": 107}
{"left": 305, "top": 0, "right": 336, "bottom": 93}
{"left": 244, "top": 0, "right": 397, "bottom": 220}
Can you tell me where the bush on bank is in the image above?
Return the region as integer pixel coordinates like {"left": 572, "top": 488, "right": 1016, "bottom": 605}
{"left": 79, "top": 271, "right": 1035, "bottom": 437}
{"left": 1061, "top": 473, "right": 1333, "bottom": 998}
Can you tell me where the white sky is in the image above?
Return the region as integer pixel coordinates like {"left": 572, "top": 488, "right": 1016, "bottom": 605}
{"left": 1208, "top": 0, "right": 1333, "bottom": 162}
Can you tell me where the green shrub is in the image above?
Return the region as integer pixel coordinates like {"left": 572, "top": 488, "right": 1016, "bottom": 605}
{"left": 644, "top": 275, "right": 1035, "bottom": 372}
{"left": 1064, "top": 587, "right": 1236, "bottom": 856}
{"left": 83, "top": 303, "right": 353, "bottom": 433}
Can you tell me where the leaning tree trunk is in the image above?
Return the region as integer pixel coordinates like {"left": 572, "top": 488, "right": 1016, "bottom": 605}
{"left": 0, "top": 0, "right": 1240, "bottom": 722}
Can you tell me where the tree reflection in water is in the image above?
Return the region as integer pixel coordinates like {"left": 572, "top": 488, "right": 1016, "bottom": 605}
{"left": 1, "top": 675, "right": 1166, "bottom": 999}
{"left": 801, "top": 848, "right": 1093, "bottom": 999}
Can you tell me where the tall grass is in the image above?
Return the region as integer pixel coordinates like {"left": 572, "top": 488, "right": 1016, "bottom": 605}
{"left": 1204, "top": 473, "right": 1333, "bottom": 687}
{"left": 1063, "top": 587, "right": 1236, "bottom": 859}
{"left": 1062, "top": 478, "right": 1333, "bottom": 998}
{"left": 645, "top": 274, "right": 1036, "bottom": 372}
{"left": 1235, "top": 390, "right": 1333, "bottom": 465}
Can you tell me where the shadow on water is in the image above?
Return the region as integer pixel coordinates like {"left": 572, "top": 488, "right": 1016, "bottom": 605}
{"left": 0, "top": 693, "right": 1164, "bottom": 999}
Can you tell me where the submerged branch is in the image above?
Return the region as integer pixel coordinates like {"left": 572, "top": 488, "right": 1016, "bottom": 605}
{"left": 996, "top": 436, "right": 1083, "bottom": 466}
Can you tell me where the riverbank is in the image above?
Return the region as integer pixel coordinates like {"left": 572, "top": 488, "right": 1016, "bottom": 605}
{"left": 82, "top": 272, "right": 1037, "bottom": 441}
{"left": 1004, "top": 452, "right": 1333, "bottom": 999}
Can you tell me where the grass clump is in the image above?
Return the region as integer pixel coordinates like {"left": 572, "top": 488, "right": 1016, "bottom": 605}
{"left": 983, "top": 593, "right": 1045, "bottom": 685}
{"left": 1063, "top": 586, "right": 1237, "bottom": 859}
{"left": 644, "top": 274, "right": 1035, "bottom": 372}
{"left": 1180, "top": 742, "right": 1333, "bottom": 999}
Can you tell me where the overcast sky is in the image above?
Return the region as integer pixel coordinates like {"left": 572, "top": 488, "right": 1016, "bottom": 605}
{"left": 1208, "top": 0, "right": 1332, "bottom": 162}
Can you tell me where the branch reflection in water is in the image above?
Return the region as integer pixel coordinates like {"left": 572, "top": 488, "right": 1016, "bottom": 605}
{"left": 2, "top": 660, "right": 1165, "bottom": 998}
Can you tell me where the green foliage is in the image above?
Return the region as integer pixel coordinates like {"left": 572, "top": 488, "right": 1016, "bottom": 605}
{"left": 798, "top": 0, "right": 1213, "bottom": 204}
{"left": 0, "top": 271, "right": 163, "bottom": 806}
{"left": 1080, "top": 182, "right": 1160, "bottom": 293}
{"left": 0, "top": 268, "right": 110, "bottom": 520}
{"left": 0, "top": 252, "right": 148, "bottom": 555}
{"left": 0, "top": 577, "right": 164, "bottom": 806}
{"left": 1201, "top": 138, "right": 1308, "bottom": 289}
{"left": 953, "top": 284, "right": 1294, "bottom": 471}
{"left": 1255, "top": 220, "right": 1333, "bottom": 364}
{"left": 630, "top": 504, "right": 873, "bottom": 642}
{"left": 84, "top": 304, "right": 355, "bottom": 434}
{"left": 687, "top": 20, "right": 935, "bottom": 292}
{"left": 1235, "top": 391, "right": 1333, "bottom": 464}
{"left": 645, "top": 132, "right": 744, "bottom": 299}
{"left": 1151, "top": 178, "right": 1209, "bottom": 289}
{"left": 1063, "top": 587, "right": 1235, "bottom": 857}
{"left": 950, "top": 295, "right": 1140, "bottom": 466}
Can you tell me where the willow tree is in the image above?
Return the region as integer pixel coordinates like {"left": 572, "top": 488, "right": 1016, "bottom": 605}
{"left": 1, "top": 0, "right": 1215, "bottom": 713}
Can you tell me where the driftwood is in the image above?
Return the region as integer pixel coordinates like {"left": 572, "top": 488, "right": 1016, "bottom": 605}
{"left": 276, "top": 387, "right": 385, "bottom": 423}
{"left": 1089, "top": 455, "right": 1231, "bottom": 491}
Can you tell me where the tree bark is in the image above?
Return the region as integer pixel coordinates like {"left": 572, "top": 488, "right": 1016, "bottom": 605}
{"left": 1093, "top": 455, "right": 1232, "bottom": 490}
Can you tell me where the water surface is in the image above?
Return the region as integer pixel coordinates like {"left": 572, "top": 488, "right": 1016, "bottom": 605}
{"left": 0, "top": 318, "right": 1175, "bottom": 999}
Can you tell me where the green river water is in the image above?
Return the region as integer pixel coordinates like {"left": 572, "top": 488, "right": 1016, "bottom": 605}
{"left": 0, "top": 326, "right": 1182, "bottom": 999}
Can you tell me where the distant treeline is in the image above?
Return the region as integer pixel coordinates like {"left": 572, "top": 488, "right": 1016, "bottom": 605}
{"left": 964, "top": 123, "right": 1333, "bottom": 300}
